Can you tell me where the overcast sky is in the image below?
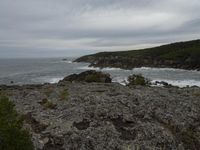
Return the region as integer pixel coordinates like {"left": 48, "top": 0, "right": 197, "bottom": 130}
{"left": 0, "top": 0, "right": 200, "bottom": 58}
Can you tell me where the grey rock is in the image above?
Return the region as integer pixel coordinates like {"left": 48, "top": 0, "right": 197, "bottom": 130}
{"left": 4, "top": 82, "right": 200, "bottom": 150}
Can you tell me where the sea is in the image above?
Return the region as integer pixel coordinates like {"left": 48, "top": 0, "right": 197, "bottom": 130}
{"left": 0, "top": 57, "right": 200, "bottom": 87}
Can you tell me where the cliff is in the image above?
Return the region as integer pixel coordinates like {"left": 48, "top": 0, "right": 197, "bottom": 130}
{"left": 75, "top": 39, "right": 200, "bottom": 70}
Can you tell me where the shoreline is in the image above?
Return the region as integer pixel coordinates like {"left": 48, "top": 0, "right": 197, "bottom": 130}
{"left": 1, "top": 57, "right": 200, "bottom": 87}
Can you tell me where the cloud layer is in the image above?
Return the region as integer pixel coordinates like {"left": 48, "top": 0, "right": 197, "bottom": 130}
{"left": 0, "top": 0, "right": 200, "bottom": 57}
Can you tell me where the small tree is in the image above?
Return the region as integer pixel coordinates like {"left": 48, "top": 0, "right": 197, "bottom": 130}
{"left": 0, "top": 96, "right": 34, "bottom": 150}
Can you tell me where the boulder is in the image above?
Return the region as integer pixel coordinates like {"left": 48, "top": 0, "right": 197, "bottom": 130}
{"left": 59, "top": 70, "right": 112, "bottom": 83}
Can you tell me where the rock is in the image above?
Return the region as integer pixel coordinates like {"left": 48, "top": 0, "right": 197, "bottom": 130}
{"left": 75, "top": 40, "right": 200, "bottom": 70}
{"left": 43, "top": 135, "right": 65, "bottom": 150}
{"left": 4, "top": 81, "right": 200, "bottom": 149}
{"left": 155, "top": 81, "right": 169, "bottom": 86}
{"left": 24, "top": 112, "right": 48, "bottom": 133}
{"left": 59, "top": 70, "right": 112, "bottom": 84}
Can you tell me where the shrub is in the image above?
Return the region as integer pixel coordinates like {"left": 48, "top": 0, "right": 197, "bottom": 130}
{"left": 40, "top": 98, "right": 56, "bottom": 109}
{"left": 127, "top": 74, "right": 150, "bottom": 86}
{"left": 59, "top": 89, "right": 69, "bottom": 100}
{"left": 0, "top": 96, "right": 34, "bottom": 150}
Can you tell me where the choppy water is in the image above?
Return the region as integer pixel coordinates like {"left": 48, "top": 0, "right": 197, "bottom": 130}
{"left": 0, "top": 58, "right": 200, "bottom": 87}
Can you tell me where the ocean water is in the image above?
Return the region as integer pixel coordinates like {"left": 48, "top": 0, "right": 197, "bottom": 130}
{"left": 0, "top": 58, "right": 200, "bottom": 87}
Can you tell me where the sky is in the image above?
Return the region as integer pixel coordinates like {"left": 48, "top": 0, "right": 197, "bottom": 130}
{"left": 0, "top": 0, "right": 200, "bottom": 58}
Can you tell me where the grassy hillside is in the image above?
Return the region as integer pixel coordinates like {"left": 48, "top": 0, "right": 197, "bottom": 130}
{"left": 76, "top": 39, "right": 200, "bottom": 70}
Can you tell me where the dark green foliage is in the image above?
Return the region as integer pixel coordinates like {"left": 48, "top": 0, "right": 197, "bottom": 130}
{"left": 90, "top": 39, "right": 200, "bottom": 60}
{"left": 0, "top": 96, "right": 34, "bottom": 150}
{"left": 127, "top": 74, "right": 150, "bottom": 86}
{"left": 76, "top": 39, "right": 200, "bottom": 70}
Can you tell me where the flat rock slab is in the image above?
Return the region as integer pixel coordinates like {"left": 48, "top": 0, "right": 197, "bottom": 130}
{"left": 3, "top": 83, "right": 200, "bottom": 150}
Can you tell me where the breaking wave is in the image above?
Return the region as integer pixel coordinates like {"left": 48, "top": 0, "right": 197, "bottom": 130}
{"left": 151, "top": 79, "right": 200, "bottom": 87}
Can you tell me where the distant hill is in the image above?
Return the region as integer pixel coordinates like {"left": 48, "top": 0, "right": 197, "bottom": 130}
{"left": 75, "top": 39, "right": 200, "bottom": 70}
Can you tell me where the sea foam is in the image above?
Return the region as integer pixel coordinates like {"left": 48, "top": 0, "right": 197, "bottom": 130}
{"left": 152, "top": 79, "right": 200, "bottom": 87}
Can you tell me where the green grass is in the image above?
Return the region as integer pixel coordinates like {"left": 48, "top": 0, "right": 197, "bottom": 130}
{"left": 0, "top": 95, "right": 34, "bottom": 150}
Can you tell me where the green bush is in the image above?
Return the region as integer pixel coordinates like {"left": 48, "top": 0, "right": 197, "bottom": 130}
{"left": 0, "top": 96, "right": 34, "bottom": 150}
{"left": 127, "top": 74, "right": 150, "bottom": 86}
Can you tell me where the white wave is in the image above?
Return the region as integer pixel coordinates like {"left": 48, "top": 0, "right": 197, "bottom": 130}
{"left": 48, "top": 77, "right": 64, "bottom": 83}
{"left": 51, "top": 60, "right": 74, "bottom": 64}
{"left": 112, "top": 76, "right": 200, "bottom": 87}
{"left": 32, "top": 77, "right": 64, "bottom": 84}
{"left": 112, "top": 76, "right": 128, "bottom": 86}
{"left": 133, "top": 67, "right": 200, "bottom": 72}
{"left": 152, "top": 79, "right": 200, "bottom": 87}
{"left": 77, "top": 66, "right": 100, "bottom": 70}
{"left": 102, "top": 67, "right": 122, "bottom": 71}
{"left": 77, "top": 66, "right": 122, "bottom": 71}
{"left": 63, "top": 60, "right": 73, "bottom": 64}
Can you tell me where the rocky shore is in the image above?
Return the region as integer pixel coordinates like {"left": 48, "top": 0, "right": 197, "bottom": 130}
{"left": 1, "top": 71, "right": 200, "bottom": 150}
{"left": 76, "top": 55, "right": 200, "bottom": 70}
{"left": 75, "top": 39, "right": 200, "bottom": 70}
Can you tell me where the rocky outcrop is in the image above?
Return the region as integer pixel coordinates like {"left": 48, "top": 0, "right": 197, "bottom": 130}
{"left": 2, "top": 81, "right": 200, "bottom": 150}
{"left": 59, "top": 70, "right": 112, "bottom": 84}
{"left": 75, "top": 39, "right": 200, "bottom": 70}
{"left": 76, "top": 55, "right": 200, "bottom": 70}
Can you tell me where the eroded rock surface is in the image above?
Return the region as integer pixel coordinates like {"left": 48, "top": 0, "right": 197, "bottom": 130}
{"left": 1, "top": 82, "right": 200, "bottom": 150}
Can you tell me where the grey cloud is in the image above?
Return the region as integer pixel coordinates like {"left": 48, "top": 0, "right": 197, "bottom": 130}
{"left": 0, "top": 0, "right": 199, "bottom": 57}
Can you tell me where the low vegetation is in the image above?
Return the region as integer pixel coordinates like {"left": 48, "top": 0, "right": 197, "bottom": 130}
{"left": 59, "top": 89, "right": 69, "bottom": 100}
{"left": 78, "top": 39, "right": 200, "bottom": 59}
{"left": 40, "top": 98, "right": 56, "bottom": 109}
{"left": 44, "top": 86, "right": 54, "bottom": 97}
{"left": 76, "top": 39, "right": 200, "bottom": 70}
{"left": 193, "top": 91, "right": 200, "bottom": 97}
{"left": 127, "top": 74, "right": 150, "bottom": 86}
{"left": 0, "top": 95, "right": 34, "bottom": 150}
{"left": 163, "top": 122, "right": 200, "bottom": 149}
